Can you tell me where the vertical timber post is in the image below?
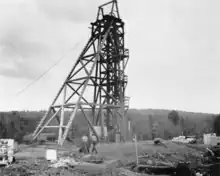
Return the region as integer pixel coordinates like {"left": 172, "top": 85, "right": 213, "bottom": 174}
{"left": 58, "top": 84, "right": 67, "bottom": 145}
{"left": 100, "top": 105, "right": 104, "bottom": 141}
{"left": 116, "top": 110, "right": 121, "bottom": 142}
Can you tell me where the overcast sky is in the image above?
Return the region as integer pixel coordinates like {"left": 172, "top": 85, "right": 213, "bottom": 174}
{"left": 0, "top": 0, "right": 219, "bottom": 114}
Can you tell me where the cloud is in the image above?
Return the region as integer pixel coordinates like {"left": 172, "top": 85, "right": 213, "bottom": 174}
{"left": 0, "top": 15, "right": 51, "bottom": 79}
{"left": 0, "top": 0, "right": 120, "bottom": 81}
{"left": 36, "top": 0, "right": 103, "bottom": 23}
{"left": 0, "top": 0, "right": 91, "bottom": 80}
{"left": 0, "top": 33, "right": 49, "bottom": 79}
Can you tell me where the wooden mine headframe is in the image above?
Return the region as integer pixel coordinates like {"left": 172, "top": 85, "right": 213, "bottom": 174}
{"left": 32, "top": 0, "right": 130, "bottom": 146}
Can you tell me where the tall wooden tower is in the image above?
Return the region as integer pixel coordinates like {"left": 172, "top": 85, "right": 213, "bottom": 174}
{"left": 32, "top": 0, "right": 130, "bottom": 146}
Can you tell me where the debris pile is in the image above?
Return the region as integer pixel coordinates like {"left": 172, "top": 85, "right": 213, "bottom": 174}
{"left": 1, "top": 141, "right": 220, "bottom": 176}
{"left": 50, "top": 157, "right": 80, "bottom": 168}
{"left": 81, "top": 155, "right": 105, "bottom": 164}
{"left": 138, "top": 151, "right": 202, "bottom": 166}
{"left": 203, "top": 143, "right": 220, "bottom": 164}
{"left": 1, "top": 158, "right": 100, "bottom": 176}
{"left": 127, "top": 143, "right": 210, "bottom": 175}
{"left": 1, "top": 154, "right": 122, "bottom": 176}
{"left": 138, "top": 153, "right": 174, "bottom": 167}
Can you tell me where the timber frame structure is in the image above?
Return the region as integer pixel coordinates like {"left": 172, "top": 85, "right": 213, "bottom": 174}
{"left": 32, "top": 0, "right": 130, "bottom": 146}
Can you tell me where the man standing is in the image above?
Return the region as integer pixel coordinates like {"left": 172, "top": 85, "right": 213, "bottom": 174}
{"left": 80, "top": 135, "right": 89, "bottom": 154}
{"left": 91, "top": 134, "right": 98, "bottom": 154}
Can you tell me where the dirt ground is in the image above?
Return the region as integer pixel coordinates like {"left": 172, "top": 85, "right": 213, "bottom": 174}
{"left": 0, "top": 140, "right": 206, "bottom": 176}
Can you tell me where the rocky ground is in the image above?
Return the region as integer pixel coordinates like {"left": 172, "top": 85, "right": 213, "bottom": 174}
{"left": 0, "top": 140, "right": 219, "bottom": 176}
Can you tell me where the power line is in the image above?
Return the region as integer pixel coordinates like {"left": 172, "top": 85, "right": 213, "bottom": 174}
{"left": 14, "top": 43, "right": 80, "bottom": 98}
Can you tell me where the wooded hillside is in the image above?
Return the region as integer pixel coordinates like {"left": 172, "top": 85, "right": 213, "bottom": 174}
{"left": 0, "top": 109, "right": 216, "bottom": 142}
